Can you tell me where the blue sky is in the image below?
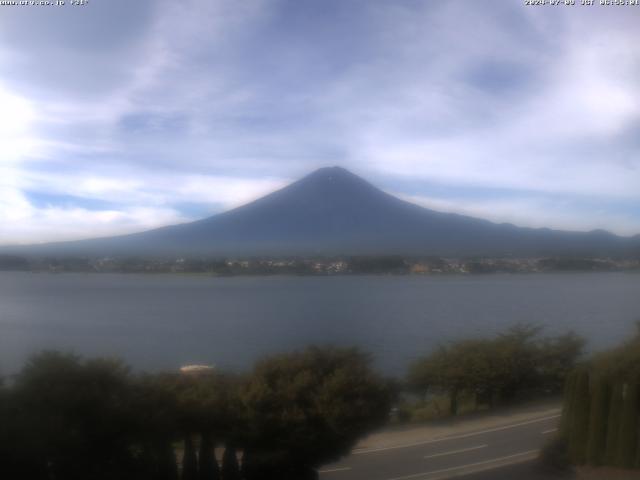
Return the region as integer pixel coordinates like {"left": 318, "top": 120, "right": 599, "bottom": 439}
{"left": 0, "top": 0, "right": 639, "bottom": 244}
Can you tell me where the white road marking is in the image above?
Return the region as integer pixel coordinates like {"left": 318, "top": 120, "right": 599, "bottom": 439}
{"left": 542, "top": 428, "right": 558, "bottom": 434}
{"left": 319, "top": 467, "right": 352, "bottom": 474}
{"left": 353, "top": 414, "right": 560, "bottom": 455}
{"left": 423, "top": 444, "right": 487, "bottom": 460}
{"left": 385, "top": 450, "right": 540, "bottom": 480}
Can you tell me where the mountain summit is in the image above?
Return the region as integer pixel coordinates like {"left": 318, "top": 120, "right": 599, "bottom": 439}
{"left": 9, "top": 167, "right": 639, "bottom": 257}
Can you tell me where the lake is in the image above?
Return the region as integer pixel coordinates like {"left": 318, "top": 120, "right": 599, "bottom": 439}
{"left": 1, "top": 272, "right": 639, "bottom": 376}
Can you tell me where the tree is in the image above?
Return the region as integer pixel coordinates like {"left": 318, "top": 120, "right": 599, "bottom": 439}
{"left": 240, "top": 448, "right": 258, "bottom": 480}
{"left": 407, "top": 324, "right": 576, "bottom": 414}
{"left": 567, "top": 369, "right": 590, "bottom": 464}
{"left": 537, "top": 332, "right": 585, "bottom": 393}
{"left": 559, "top": 370, "right": 577, "bottom": 438}
{"left": 605, "top": 382, "right": 624, "bottom": 465}
{"left": 155, "top": 440, "right": 180, "bottom": 480}
{"left": 348, "top": 256, "right": 408, "bottom": 274}
{"left": 129, "top": 376, "right": 180, "bottom": 480}
{"left": 198, "top": 433, "right": 220, "bottom": 480}
{"left": 408, "top": 344, "right": 456, "bottom": 413}
{"left": 586, "top": 375, "right": 609, "bottom": 465}
{"left": 129, "top": 374, "right": 182, "bottom": 480}
{"left": 0, "top": 375, "right": 47, "bottom": 480}
{"left": 561, "top": 329, "right": 640, "bottom": 469}
{"left": 182, "top": 435, "right": 198, "bottom": 480}
{"left": 11, "top": 351, "right": 142, "bottom": 480}
{"left": 491, "top": 324, "right": 542, "bottom": 401}
{"left": 221, "top": 445, "right": 241, "bottom": 480}
{"left": 615, "top": 382, "right": 639, "bottom": 468}
{"left": 407, "top": 340, "right": 494, "bottom": 414}
{"left": 160, "top": 371, "right": 239, "bottom": 438}
{"left": 152, "top": 371, "right": 240, "bottom": 480}
{"left": 239, "top": 347, "right": 393, "bottom": 478}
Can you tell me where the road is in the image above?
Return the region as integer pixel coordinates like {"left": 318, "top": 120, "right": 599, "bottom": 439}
{"left": 319, "top": 412, "right": 560, "bottom": 480}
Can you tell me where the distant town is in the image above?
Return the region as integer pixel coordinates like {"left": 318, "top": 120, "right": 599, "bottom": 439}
{"left": 1, "top": 254, "right": 638, "bottom": 275}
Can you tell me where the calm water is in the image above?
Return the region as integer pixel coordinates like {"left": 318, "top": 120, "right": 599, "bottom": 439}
{"left": 1, "top": 272, "right": 639, "bottom": 376}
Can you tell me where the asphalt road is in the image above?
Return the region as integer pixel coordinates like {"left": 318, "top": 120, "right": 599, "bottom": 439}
{"left": 319, "top": 413, "right": 560, "bottom": 480}
{"left": 452, "top": 460, "right": 560, "bottom": 480}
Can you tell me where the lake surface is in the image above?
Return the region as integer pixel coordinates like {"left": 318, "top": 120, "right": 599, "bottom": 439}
{"left": 1, "top": 272, "right": 639, "bottom": 376}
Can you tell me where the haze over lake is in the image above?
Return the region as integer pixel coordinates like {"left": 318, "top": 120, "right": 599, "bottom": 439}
{"left": 1, "top": 272, "right": 639, "bottom": 376}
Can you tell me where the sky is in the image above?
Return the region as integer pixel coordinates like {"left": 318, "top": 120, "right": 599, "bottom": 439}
{"left": 0, "top": 0, "right": 639, "bottom": 245}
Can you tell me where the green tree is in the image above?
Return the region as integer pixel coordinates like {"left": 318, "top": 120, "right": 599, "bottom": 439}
{"left": 615, "top": 381, "right": 639, "bottom": 468}
{"left": 239, "top": 347, "right": 393, "bottom": 479}
{"left": 559, "top": 370, "right": 577, "bottom": 438}
{"left": 163, "top": 372, "right": 238, "bottom": 439}
{"left": 407, "top": 324, "right": 573, "bottom": 414}
{"left": 537, "top": 332, "right": 585, "bottom": 393}
{"left": 408, "top": 344, "right": 457, "bottom": 413}
{"left": 585, "top": 375, "right": 610, "bottom": 465}
{"left": 152, "top": 371, "right": 240, "bottom": 480}
{"left": 605, "top": 382, "right": 624, "bottom": 465}
{"left": 491, "top": 324, "right": 541, "bottom": 401}
{"left": 12, "top": 351, "right": 142, "bottom": 480}
{"left": 407, "top": 340, "right": 493, "bottom": 414}
{"left": 567, "top": 369, "right": 590, "bottom": 464}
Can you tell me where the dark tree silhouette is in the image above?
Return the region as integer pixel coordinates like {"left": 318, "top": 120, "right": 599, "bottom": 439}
{"left": 183, "top": 435, "right": 198, "bottom": 480}
{"left": 221, "top": 445, "right": 241, "bottom": 480}
{"left": 1, "top": 348, "right": 394, "bottom": 479}
{"left": 9, "top": 352, "right": 141, "bottom": 480}
{"left": 198, "top": 433, "right": 220, "bottom": 480}
{"left": 240, "top": 449, "right": 258, "bottom": 480}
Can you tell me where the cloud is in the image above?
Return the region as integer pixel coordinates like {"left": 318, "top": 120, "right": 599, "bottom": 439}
{"left": 0, "top": 165, "right": 288, "bottom": 244}
{"left": 16, "top": 167, "right": 288, "bottom": 209}
{"left": 356, "top": 4, "right": 640, "bottom": 196}
{"left": 399, "top": 193, "right": 640, "bottom": 237}
{"left": 0, "top": 0, "right": 639, "bottom": 244}
{"left": 0, "top": 185, "right": 189, "bottom": 245}
{"left": 0, "top": 85, "right": 40, "bottom": 164}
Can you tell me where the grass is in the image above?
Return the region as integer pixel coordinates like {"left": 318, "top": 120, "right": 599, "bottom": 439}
{"left": 393, "top": 392, "right": 488, "bottom": 424}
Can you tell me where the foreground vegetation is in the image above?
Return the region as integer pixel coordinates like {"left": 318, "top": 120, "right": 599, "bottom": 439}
{"left": 0, "top": 347, "right": 392, "bottom": 480}
{"left": 406, "top": 325, "right": 584, "bottom": 419}
{"left": 558, "top": 324, "right": 640, "bottom": 470}
{"left": 0, "top": 326, "right": 586, "bottom": 479}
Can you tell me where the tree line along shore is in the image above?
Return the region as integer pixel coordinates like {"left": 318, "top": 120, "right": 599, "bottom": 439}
{"left": 1, "top": 254, "right": 638, "bottom": 275}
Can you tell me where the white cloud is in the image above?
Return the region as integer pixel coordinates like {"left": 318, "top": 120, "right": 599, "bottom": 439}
{"left": 0, "top": 85, "right": 40, "bottom": 164}
{"left": 1, "top": 1, "right": 640, "bottom": 243}
{"left": 0, "top": 186, "right": 189, "bottom": 245}
{"left": 0, "top": 169, "right": 288, "bottom": 244}
{"left": 368, "top": 137, "right": 640, "bottom": 200}
{"left": 400, "top": 193, "right": 640, "bottom": 237}
{"left": 174, "top": 175, "right": 289, "bottom": 208}
{"left": 361, "top": 7, "right": 640, "bottom": 201}
{"left": 13, "top": 168, "right": 287, "bottom": 209}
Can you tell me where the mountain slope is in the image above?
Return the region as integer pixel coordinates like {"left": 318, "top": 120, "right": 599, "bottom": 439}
{"left": 7, "top": 167, "right": 640, "bottom": 257}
